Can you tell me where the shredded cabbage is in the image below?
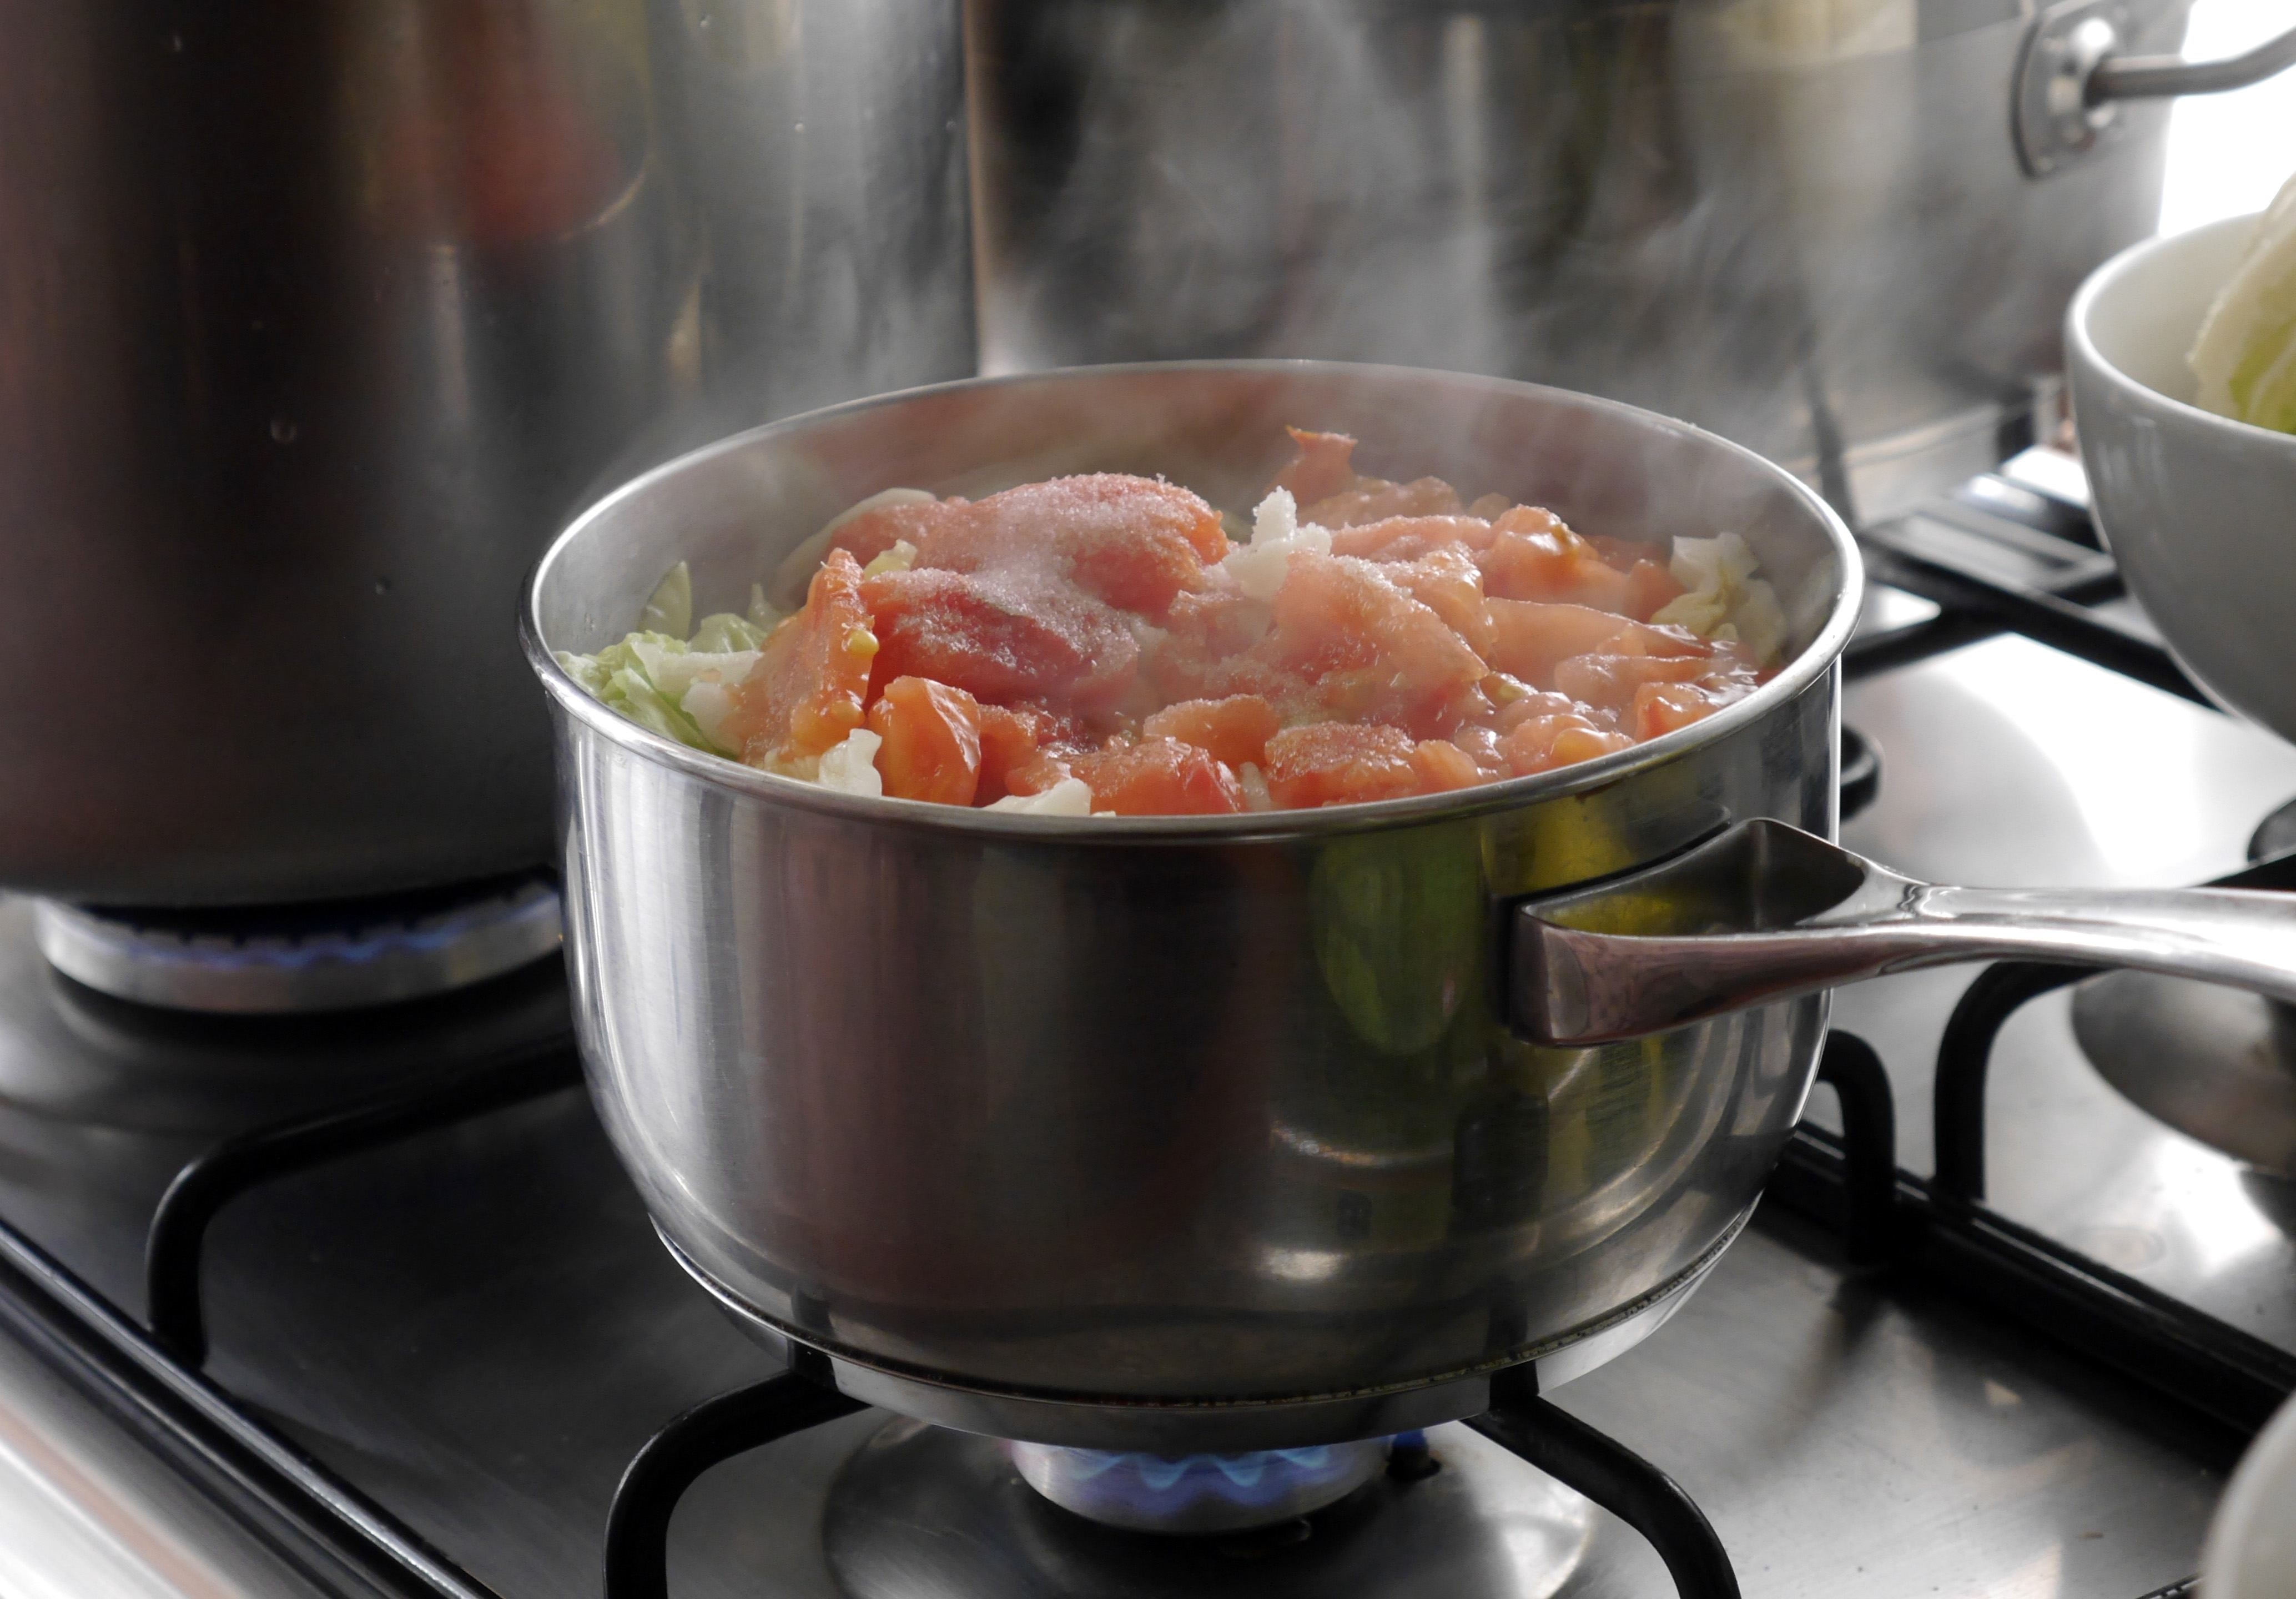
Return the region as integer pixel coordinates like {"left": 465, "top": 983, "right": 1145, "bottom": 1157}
{"left": 553, "top": 631, "right": 722, "bottom": 752}
{"left": 1650, "top": 533, "right": 1788, "bottom": 666}
{"left": 556, "top": 567, "right": 772, "bottom": 757}
{"left": 2189, "top": 172, "right": 2296, "bottom": 435}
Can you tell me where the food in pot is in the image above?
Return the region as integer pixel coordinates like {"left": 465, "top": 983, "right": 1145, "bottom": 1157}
{"left": 556, "top": 430, "right": 1788, "bottom": 814}
{"left": 2191, "top": 169, "right": 2296, "bottom": 434}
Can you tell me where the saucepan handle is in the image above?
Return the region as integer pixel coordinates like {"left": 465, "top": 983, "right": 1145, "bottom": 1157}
{"left": 1511, "top": 820, "right": 2296, "bottom": 1048}
{"left": 2015, "top": 6, "right": 2296, "bottom": 177}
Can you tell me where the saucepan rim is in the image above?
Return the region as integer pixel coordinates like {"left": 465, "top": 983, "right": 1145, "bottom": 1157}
{"left": 520, "top": 359, "right": 1863, "bottom": 841}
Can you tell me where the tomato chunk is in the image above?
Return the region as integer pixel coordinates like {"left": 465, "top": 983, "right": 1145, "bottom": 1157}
{"left": 721, "top": 549, "right": 877, "bottom": 765}
{"left": 1623, "top": 558, "right": 1686, "bottom": 622}
{"left": 976, "top": 703, "right": 1054, "bottom": 802}
{"left": 862, "top": 568, "right": 1139, "bottom": 713}
{"left": 1410, "top": 738, "right": 1486, "bottom": 793}
{"left": 1272, "top": 428, "right": 1361, "bottom": 506}
{"left": 1262, "top": 723, "right": 1424, "bottom": 808}
{"left": 828, "top": 497, "right": 965, "bottom": 567}
{"left": 1479, "top": 506, "right": 1633, "bottom": 611}
{"left": 1633, "top": 681, "right": 1726, "bottom": 741}
{"left": 1302, "top": 476, "right": 1463, "bottom": 529}
{"left": 1142, "top": 695, "right": 1280, "bottom": 768}
{"left": 1070, "top": 738, "right": 1246, "bottom": 816}
{"left": 912, "top": 474, "right": 1225, "bottom": 616}
{"left": 868, "top": 676, "right": 983, "bottom": 805}
{"left": 1328, "top": 514, "right": 1497, "bottom": 562}
{"left": 1498, "top": 713, "right": 1633, "bottom": 776}
{"left": 1481, "top": 600, "right": 1706, "bottom": 690}
{"left": 1262, "top": 554, "right": 1488, "bottom": 737}
{"left": 1384, "top": 546, "right": 1492, "bottom": 655}
{"left": 1553, "top": 650, "right": 1716, "bottom": 715}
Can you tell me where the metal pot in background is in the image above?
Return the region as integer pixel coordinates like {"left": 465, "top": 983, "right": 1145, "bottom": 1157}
{"left": 966, "top": 0, "right": 2293, "bottom": 527}
{"left": 0, "top": 0, "right": 973, "bottom": 907}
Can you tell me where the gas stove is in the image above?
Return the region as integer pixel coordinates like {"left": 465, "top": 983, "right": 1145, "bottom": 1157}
{"left": 0, "top": 447, "right": 2290, "bottom": 1599}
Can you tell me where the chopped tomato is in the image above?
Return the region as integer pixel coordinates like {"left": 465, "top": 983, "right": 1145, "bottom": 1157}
{"left": 1480, "top": 506, "right": 1634, "bottom": 611}
{"left": 1302, "top": 475, "right": 1463, "bottom": 529}
{"left": 1142, "top": 695, "right": 1280, "bottom": 768}
{"left": 912, "top": 474, "right": 1224, "bottom": 616}
{"left": 1554, "top": 650, "right": 1716, "bottom": 715}
{"left": 868, "top": 676, "right": 983, "bottom": 805}
{"left": 1410, "top": 738, "right": 1485, "bottom": 793}
{"left": 1482, "top": 600, "right": 1632, "bottom": 688}
{"left": 1262, "top": 723, "right": 1425, "bottom": 808}
{"left": 721, "top": 549, "right": 877, "bottom": 765}
{"left": 1328, "top": 515, "right": 1496, "bottom": 562}
{"left": 1070, "top": 737, "right": 1246, "bottom": 815}
{"left": 1002, "top": 748, "right": 1076, "bottom": 798}
{"left": 1499, "top": 713, "right": 1633, "bottom": 776}
{"left": 1261, "top": 553, "right": 1488, "bottom": 737}
{"left": 1384, "top": 546, "right": 1492, "bottom": 655}
{"left": 1623, "top": 559, "right": 1686, "bottom": 622}
{"left": 1272, "top": 428, "right": 1360, "bottom": 505}
{"left": 862, "top": 568, "right": 1139, "bottom": 713}
{"left": 1145, "top": 587, "right": 1276, "bottom": 702}
{"left": 1633, "top": 681, "right": 1725, "bottom": 741}
{"left": 828, "top": 497, "right": 965, "bottom": 566}
{"left": 976, "top": 704, "right": 1054, "bottom": 802}
{"left": 1585, "top": 534, "right": 1671, "bottom": 570}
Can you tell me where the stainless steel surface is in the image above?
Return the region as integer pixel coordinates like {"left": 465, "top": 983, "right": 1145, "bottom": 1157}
{"left": 2074, "top": 972, "right": 2296, "bottom": 1176}
{"left": 1519, "top": 818, "right": 2296, "bottom": 1045}
{"left": 0, "top": 877, "right": 2243, "bottom": 1596}
{"left": 0, "top": 0, "right": 974, "bottom": 906}
{"left": 1002, "top": 1432, "right": 1392, "bottom": 1533}
{"left": 827, "top": 1420, "right": 1597, "bottom": 1595}
{"left": 966, "top": 0, "right": 2185, "bottom": 527}
{"left": 1832, "top": 629, "right": 2296, "bottom": 1359}
{"left": 528, "top": 361, "right": 1856, "bottom": 1441}
{"left": 32, "top": 879, "right": 563, "bottom": 1014}
{"left": 0, "top": 1315, "right": 333, "bottom": 1599}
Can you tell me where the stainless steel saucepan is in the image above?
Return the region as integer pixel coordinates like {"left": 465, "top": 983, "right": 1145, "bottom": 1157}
{"left": 524, "top": 362, "right": 2296, "bottom": 1452}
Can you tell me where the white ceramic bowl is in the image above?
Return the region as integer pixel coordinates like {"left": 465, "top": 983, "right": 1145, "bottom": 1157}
{"left": 2067, "top": 213, "right": 2296, "bottom": 742}
{"left": 2203, "top": 1390, "right": 2296, "bottom": 1599}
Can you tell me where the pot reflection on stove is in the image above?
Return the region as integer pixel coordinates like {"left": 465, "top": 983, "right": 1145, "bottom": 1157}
{"left": 1003, "top": 1435, "right": 1393, "bottom": 1534}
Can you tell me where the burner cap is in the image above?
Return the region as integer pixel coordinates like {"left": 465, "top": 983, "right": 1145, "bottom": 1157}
{"left": 825, "top": 1419, "right": 1594, "bottom": 1599}
{"left": 34, "top": 875, "right": 562, "bottom": 1014}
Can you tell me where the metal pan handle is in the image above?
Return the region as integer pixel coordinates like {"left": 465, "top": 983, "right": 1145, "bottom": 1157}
{"left": 2016, "top": 4, "right": 2296, "bottom": 177}
{"left": 1511, "top": 819, "right": 2296, "bottom": 1047}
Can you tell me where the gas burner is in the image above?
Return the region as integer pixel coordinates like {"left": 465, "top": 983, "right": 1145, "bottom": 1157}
{"left": 824, "top": 1418, "right": 1594, "bottom": 1598}
{"left": 32, "top": 874, "right": 562, "bottom": 1014}
{"left": 1004, "top": 1436, "right": 1394, "bottom": 1533}
{"left": 2072, "top": 971, "right": 2296, "bottom": 1176}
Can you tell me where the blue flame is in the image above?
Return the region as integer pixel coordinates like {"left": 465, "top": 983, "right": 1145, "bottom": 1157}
{"left": 1016, "top": 1437, "right": 1390, "bottom": 1527}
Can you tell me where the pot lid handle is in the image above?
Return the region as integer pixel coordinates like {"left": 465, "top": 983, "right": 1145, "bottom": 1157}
{"left": 2015, "top": 3, "right": 2296, "bottom": 178}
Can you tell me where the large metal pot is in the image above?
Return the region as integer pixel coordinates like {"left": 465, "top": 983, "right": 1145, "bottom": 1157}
{"left": 526, "top": 362, "right": 2296, "bottom": 1452}
{"left": 0, "top": 0, "right": 973, "bottom": 906}
{"left": 963, "top": 0, "right": 2277, "bottom": 526}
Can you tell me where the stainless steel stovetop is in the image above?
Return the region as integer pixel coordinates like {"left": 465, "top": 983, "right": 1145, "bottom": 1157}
{"left": 0, "top": 455, "right": 2292, "bottom": 1598}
